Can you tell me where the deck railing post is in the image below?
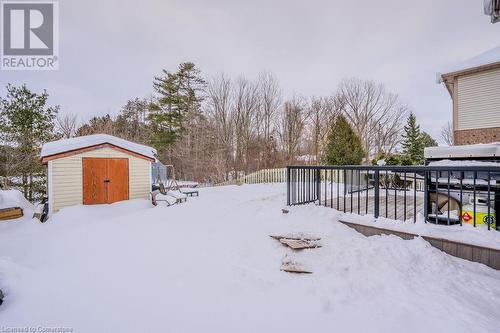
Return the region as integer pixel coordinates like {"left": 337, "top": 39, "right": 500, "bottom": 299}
{"left": 315, "top": 168, "right": 321, "bottom": 204}
{"left": 286, "top": 166, "right": 291, "bottom": 206}
{"left": 374, "top": 169, "right": 380, "bottom": 219}
{"left": 424, "top": 170, "right": 428, "bottom": 223}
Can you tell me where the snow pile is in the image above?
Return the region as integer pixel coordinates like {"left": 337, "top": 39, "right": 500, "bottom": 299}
{"left": 0, "top": 190, "right": 34, "bottom": 211}
{"left": 41, "top": 134, "right": 157, "bottom": 159}
{"left": 0, "top": 184, "right": 500, "bottom": 332}
{"left": 341, "top": 212, "right": 500, "bottom": 250}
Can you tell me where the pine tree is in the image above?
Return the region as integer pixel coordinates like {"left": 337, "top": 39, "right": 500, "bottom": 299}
{"left": 149, "top": 62, "right": 206, "bottom": 153}
{"left": 421, "top": 131, "right": 438, "bottom": 148}
{"left": 322, "top": 115, "right": 364, "bottom": 165}
{"left": 0, "top": 84, "right": 59, "bottom": 200}
{"left": 401, "top": 113, "right": 424, "bottom": 165}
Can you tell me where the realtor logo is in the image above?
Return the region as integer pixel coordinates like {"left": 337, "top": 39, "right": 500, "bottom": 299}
{"left": 1, "top": 0, "right": 59, "bottom": 70}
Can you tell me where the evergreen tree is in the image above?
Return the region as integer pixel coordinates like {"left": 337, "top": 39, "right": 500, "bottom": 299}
{"left": 150, "top": 62, "right": 206, "bottom": 153}
{"left": 76, "top": 114, "right": 115, "bottom": 136}
{"left": 421, "top": 131, "right": 438, "bottom": 148}
{"left": 322, "top": 115, "right": 364, "bottom": 165}
{"left": 0, "top": 84, "right": 59, "bottom": 200}
{"left": 401, "top": 113, "right": 424, "bottom": 165}
{"left": 114, "top": 98, "right": 151, "bottom": 144}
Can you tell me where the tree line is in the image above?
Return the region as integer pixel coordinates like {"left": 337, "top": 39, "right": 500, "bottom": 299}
{"left": 0, "top": 62, "right": 441, "bottom": 199}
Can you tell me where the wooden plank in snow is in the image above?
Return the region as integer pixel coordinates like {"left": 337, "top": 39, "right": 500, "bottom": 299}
{"left": 279, "top": 238, "right": 321, "bottom": 250}
{"left": 269, "top": 235, "right": 321, "bottom": 241}
{"left": 281, "top": 263, "right": 312, "bottom": 274}
{"left": 0, "top": 207, "right": 23, "bottom": 221}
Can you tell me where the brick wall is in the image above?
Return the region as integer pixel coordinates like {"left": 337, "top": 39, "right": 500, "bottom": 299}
{"left": 454, "top": 126, "right": 500, "bottom": 145}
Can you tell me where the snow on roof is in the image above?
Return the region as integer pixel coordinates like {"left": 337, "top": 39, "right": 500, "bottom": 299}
{"left": 428, "top": 159, "right": 500, "bottom": 167}
{"left": 41, "top": 134, "right": 157, "bottom": 159}
{"left": 439, "top": 46, "right": 500, "bottom": 79}
{"left": 424, "top": 142, "right": 500, "bottom": 160}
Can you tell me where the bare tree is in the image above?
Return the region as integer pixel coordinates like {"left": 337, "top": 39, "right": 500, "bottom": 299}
{"left": 257, "top": 72, "right": 281, "bottom": 140}
{"left": 440, "top": 121, "right": 454, "bottom": 146}
{"left": 307, "top": 95, "right": 343, "bottom": 163}
{"left": 255, "top": 72, "right": 282, "bottom": 168}
{"left": 206, "top": 73, "right": 234, "bottom": 179}
{"left": 277, "top": 97, "right": 308, "bottom": 164}
{"left": 339, "top": 78, "right": 407, "bottom": 161}
{"left": 372, "top": 104, "right": 407, "bottom": 155}
{"left": 233, "top": 77, "right": 259, "bottom": 172}
{"left": 56, "top": 113, "right": 78, "bottom": 138}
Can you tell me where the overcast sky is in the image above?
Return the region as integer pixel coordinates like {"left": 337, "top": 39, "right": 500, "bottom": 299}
{"left": 1, "top": 0, "right": 499, "bottom": 140}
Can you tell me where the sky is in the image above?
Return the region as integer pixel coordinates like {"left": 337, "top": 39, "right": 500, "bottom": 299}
{"left": 0, "top": 0, "right": 499, "bottom": 141}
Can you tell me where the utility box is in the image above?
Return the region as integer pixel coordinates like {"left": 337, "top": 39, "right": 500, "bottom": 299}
{"left": 424, "top": 143, "right": 500, "bottom": 229}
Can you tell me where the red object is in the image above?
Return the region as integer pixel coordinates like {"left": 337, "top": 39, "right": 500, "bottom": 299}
{"left": 462, "top": 212, "right": 472, "bottom": 222}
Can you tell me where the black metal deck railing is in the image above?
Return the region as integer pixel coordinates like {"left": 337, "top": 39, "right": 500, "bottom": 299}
{"left": 287, "top": 165, "right": 500, "bottom": 230}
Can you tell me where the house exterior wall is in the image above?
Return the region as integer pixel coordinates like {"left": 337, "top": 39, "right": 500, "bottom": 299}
{"left": 49, "top": 147, "right": 151, "bottom": 213}
{"left": 456, "top": 67, "right": 500, "bottom": 131}
{"left": 454, "top": 126, "right": 500, "bottom": 145}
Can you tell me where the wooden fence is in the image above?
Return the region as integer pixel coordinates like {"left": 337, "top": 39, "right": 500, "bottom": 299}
{"left": 217, "top": 168, "right": 287, "bottom": 186}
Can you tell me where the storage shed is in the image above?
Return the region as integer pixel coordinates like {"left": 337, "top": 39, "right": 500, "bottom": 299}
{"left": 41, "top": 134, "right": 156, "bottom": 213}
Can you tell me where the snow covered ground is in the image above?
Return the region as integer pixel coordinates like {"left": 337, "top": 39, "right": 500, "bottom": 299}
{"left": 1, "top": 184, "right": 500, "bottom": 332}
{"left": 341, "top": 212, "right": 500, "bottom": 250}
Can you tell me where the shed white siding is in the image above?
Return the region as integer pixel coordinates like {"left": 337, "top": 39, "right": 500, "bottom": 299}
{"left": 49, "top": 147, "right": 151, "bottom": 212}
{"left": 457, "top": 67, "right": 500, "bottom": 130}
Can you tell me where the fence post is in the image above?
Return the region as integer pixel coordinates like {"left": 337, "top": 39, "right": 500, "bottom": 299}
{"left": 374, "top": 169, "right": 380, "bottom": 218}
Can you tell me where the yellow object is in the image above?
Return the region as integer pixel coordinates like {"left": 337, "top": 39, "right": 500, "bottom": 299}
{"left": 461, "top": 197, "right": 496, "bottom": 229}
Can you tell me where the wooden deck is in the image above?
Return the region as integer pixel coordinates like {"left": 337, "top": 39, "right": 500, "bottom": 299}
{"left": 322, "top": 195, "right": 425, "bottom": 221}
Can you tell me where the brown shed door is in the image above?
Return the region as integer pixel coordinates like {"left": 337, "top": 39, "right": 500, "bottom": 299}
{"left": 83, "top": 158, "right": 107, "bottom": 205}
{"left": 83, "top": 158, "right": 129, "bottom": 205}
{"left": 107, "top": 158, "right": 129, "bottom": 203}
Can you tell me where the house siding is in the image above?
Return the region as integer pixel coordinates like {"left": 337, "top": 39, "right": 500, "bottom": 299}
{"left": 457, "top": 67, "right": 500, "bottom": 131}
{"left": 50, "top": 147, "right": 151, "bottom": 212}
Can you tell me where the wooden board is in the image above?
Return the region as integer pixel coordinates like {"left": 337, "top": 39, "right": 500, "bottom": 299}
{"left": 269, "top": 235, "right": 321, "bottom": 241}
{"left": 279, "top": 238, "right": 322, "bottom": 250}
{"left": 281, "top": 263, "right": 312, "bottom": 274}
{"left": 0, "top": 207, "right": 23, "bottom": 221}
